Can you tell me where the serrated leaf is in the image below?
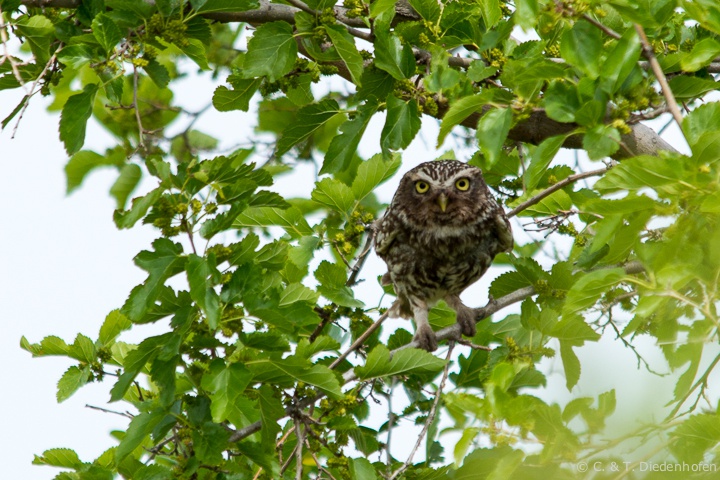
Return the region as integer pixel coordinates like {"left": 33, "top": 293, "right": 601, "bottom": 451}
{"left": 99, "top": 310, "right": 132, "bottom": 346}
{"left": 551, "top": 315, "right": 601, "bottom": 345}
{"left": 351, "top": 153, "right": 402, "bottom": 201}
{"left": 277, "top": 99, "right": 341, "bottom": 156}
{"left": 374, "top": 31, "right": 414, "bottom": 80}
{"left": 326, "top": 25, "right": 364, "bottom": 86}
{"left": 681, "top": 37, "right": 720, "bottom": 72}
{"left": 212, "top": 80, "right": 260, "bottom": 112}
{"left": 559, "top": 341, "right": 580, "bottom": 390}
{"left": 59, "top": 84, "right": 99, "bottom": 155}
{"left": 381, "top": 95, "right": 421, "bottom": 153}
{"left": 252, "top": 358, "right": 343, "bottom": 399}
{"left": 600, "top": 28, "right": 641, "bottom": 94}
{"left": 243, "top": 21, "right": 297, "bottom": 82}
{"left": 583, "top": 124, "right": 620, "bottom": 160}
{"left": 234, "top": 206, "right": 313, "bottom": 239}
{"left": 349, "top": 457, "right": 378, "bottom": 480}
{"left": 186, "top": 254, "right": 221, "bottom": 329}
{"left": 114, "top": 185, "right": 166, "bottom": 229}
{"left": 560, "top": 20, "right": 601, "bottom": 78}
{"left": 563, "top": 268, "right": 625, "bottom": 317}
{"left": 193, "top": 0, "right": 260, "bottom": 13}
{"left": 116, "top": 410, "right": 167, "bottom": 462}
{"left": 258, "top": 384, "right": 284, "bottom": 448}
{"left": 315, "top": 260, "right": 365, "bottom": 307}
{"left": 142, "top": 57, "right": 170, "bottom": 88}
{"left": 92, "top": 13, "right": 123, "bottom": 54}
{"left": 57, "top": 44, "right": 97, "bottom": 69}
{"left": 177, "top": 38, "right": 210, "bottom": 70}
{"left": 32, "top": 448, "right": 83, "bottom": 469}
{"left": 57, "top": 365, "right": 91, "bottom": 402}
{"left": 121, "top": 239, "right": 185, "bottom": 322}
{"left": 322, "top": 102, "right": 378, "bottom": 175}
{"left": 355, "top": 344, "right": 446, "bottom": 380}
{"left": 311, "top": 177, "right": 355, "bottom": 214}
{"left": 524, "top": 135, "right": 566, "bottom": 190}
{"left": 278, "top": 283, "right": 319, "bottom": 306}
{"left": 201, "top": 361, "right": 253, "bottom": 424}
{"left": 476, "top": 107, "right": 512, "bottom": 166}
{"left": 437, "top": 94, "right": 486, "bottom": 147}
{"left": 110, "top": 163, "right": 142, "bottom": 209}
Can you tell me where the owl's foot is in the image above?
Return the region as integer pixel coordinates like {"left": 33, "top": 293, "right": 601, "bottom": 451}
{"left": 456, "top": 305, "right": 477, "bottom": 338}
{"left": 413, "top": 324, "right": 438, "bottom": 351}
{"left": 445, "top": 295, "right": 477, "bottom": 338}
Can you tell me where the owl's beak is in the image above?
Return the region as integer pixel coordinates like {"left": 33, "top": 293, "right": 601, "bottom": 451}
{"left": 437, "top": 193, "right": 448, "bottom": 212}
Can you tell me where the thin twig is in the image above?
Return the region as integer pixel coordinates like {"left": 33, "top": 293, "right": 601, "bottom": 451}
{"left": 132, "top": 65, "right": 146, "bottom": 150}
{"left": 294, "top": 417, "right": 304, "bottom": 480}
{"left": 582, "top": 13, "right": 621, "bottom": 39}
{"left": 389, "top": 343, "right": 455, "bottom": 480}
{"left": 328, "top": 310, "right": 389, "bottom": 369}
{"left": 507, "top": 166, "right": 611, "bottom": 218}
{"left": 634, "top": 24, "right": 686, "bottom": 138}
{"left": 85, "top": 404, "right": 134, "bottom": 418}
{"left": 346, "top": 230, "right": 374, "bottom": 287}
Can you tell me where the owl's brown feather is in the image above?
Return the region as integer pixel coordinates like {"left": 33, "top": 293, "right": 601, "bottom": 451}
{"left": 374, "top": 160, "right": 512, "bottom": 351}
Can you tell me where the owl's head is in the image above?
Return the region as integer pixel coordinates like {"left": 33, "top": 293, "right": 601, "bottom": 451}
{"left": 390, "top": 160, "right": 492, "bottom": 229}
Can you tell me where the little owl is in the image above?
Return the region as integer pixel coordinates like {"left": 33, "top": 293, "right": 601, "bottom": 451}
{"left": 374, "top": 160, "right": 513, "bottom": 351}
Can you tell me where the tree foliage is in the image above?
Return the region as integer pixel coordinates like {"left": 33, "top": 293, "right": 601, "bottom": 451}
{"left": 4, "top": 0, "right": 720, "bottom": 478}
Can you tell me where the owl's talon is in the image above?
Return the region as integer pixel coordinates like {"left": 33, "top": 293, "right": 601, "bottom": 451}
{"left": 456, "top": 308, "right": 477, "bottom": 338}
{"left": 414, "top": 324, "right": 438, "bottom": 351}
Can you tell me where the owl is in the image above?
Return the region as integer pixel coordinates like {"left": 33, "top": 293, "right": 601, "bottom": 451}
{"left": 374, "top": 160, "right": 513, "bottom": 351}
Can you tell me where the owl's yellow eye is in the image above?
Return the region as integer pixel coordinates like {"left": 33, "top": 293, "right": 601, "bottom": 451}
{"left": 415, "top": 181, "right": 430, "bottom": 194}
{"left": 455, "top": 178, "right": 470, "bottom": 191}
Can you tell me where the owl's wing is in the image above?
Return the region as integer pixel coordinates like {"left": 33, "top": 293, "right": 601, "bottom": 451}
{"left": 494, "top": 212, "right": 514, "bottom": 253}
{"left": 372, "top": 218, "right": 398, "bottom": 256}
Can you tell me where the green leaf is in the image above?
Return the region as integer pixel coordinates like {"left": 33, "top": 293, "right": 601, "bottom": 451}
{"left": 252, "top": 358, "right": 343, "bottom": 399}
{"left": 92, "top": 13, "right": 123, "bottom": 55}
{"left": 99, "top": 310, "right": 132, "bottom": 346}
{"left": 544, "top": 80, "right": 580, "bottom": 123}
{"left": 668, "top": 76, "right": 720, "bottom": 100}
{"left": 374, "top": 31, "right": 414, "bottom": 80}
{"left": 524, "top": 135, "right": 566, "bottom": 190}
{"left": 278, "top": 283, "right": 319, "bottom": 306}
{"left": 65, "top": 150, "right": 117, "bottom": 193}
{"left": 381, "top": 95, "right": 421, "bottom": 152}
{"left": 142, "top": 57, "right": 171, "bottom": 88}
{"left": 476, "top": 107, "right": 512, "bottom": 166}
{"left": 116, "top": 410, "right": 167, "bottom": 462}
{"left": 437, "top": 94, "right": 486, "bottom": 147}
{"left": 326, "top": 25, "right": 364, "bottom": 86}
{"left": 121, "top": 239, "right": 185, "bottom": 322}
{"left": 315, "top": 260, "right": 365, "bottom": 308}
{"left": 193, "top": 0, "right": 260, "bottom": 13}
{"left": 583, "top": 124, "right": 620, "bottom": 160}
{"left": 32, "top": 448, "right": 83, "bottom": 469}
{"left": 277, "top": 99, "right": 341, "bottom": 156}
{"left": 560, "top": 20, "right": 601, "bottom": 78}
{"left": 243, "top": 21, "right": 298, "bottom": 82}
{"left": 186, "top": 254, "right": 221, "bottom": 330}
{"left": 594, "top": 155, "right": 684, "bottom": 193}
{"left": 110, "top": 163, "right": 142, "bottom": 209}
{"left": 600, "top": 28, "right": 641, "bottom": 94}
{"left": 349, "top": 457, "right": 378, "bottom": 480}
{"left": 59, "top": 84, "right": 99, "bottom": 155}
{"left": 177, "top": 38, "right": 210, "bottom": 70}
{"left": 68, "top": 334, "right": 97, "bottom": 363}
{"left": 192, "top": 422, "right": 230, "bottom": 465}
{"left": 57, "top": 365, "right": 91, "bottom": 402}
{"left": 322, "top": 102, "right": 378, "bottom": 175}
{"left": 234, "top": 206, "right": 313, "bottom": 239}
{"left": 681, "top": 37, "right": 720, "bottom": 72}
{"left": 563, "top": 268, "right": 625, "bottom": 317}
{"left": 114, "top": 185, "right": 166, "bottom": 229}
{"left": 351, "top": 153, "right": 402, "bottom": 201}
{"left": 551, "top": 315, "right": 601, "bottom": 346}
{"left": 16, "top": 15, "right": 54, "bottom": 64}
{"left": 201, "top": 361, "right": 253, "bottom": 424}
{"left": 57, "top": 44, "right": 97, "bottom": 69}
{"left": 212, "top": 80, "right": 260, "bottom": 112}
{"left": 311, "top": 177, "right": 355, "bottom": 214}
{"left": 355, "top": 344, "right": 446, "bottom": 380}
{"left": 514, "top": 0, "right": 539, "bottom": 30}
{"left": 408, "top": 0, "right": 440, "bottom": 22}
{"left": 257, "top": 385, "right": 284, "bottom": 448}
{"left": 559, "top": 341, "right": 581, "bottom": 389}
